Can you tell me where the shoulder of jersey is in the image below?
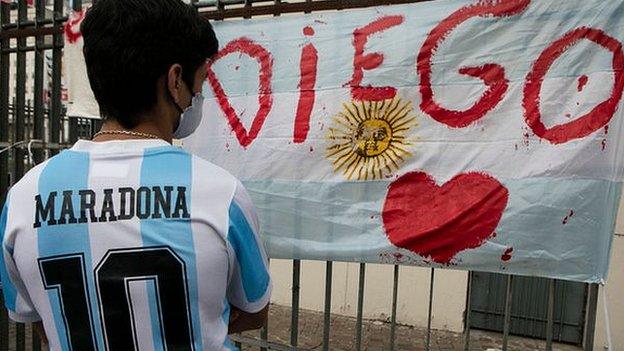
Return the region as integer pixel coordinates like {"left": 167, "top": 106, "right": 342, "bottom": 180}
{"left": 8, "top": 155, "right": 55, "bottom": 198}
{"left": 190, "top": 154, "right": 240, "bottom": 193}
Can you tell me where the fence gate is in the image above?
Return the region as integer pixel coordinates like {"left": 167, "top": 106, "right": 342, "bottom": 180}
{"left": 469, "top": 272, "right": 587, "bottom": 345}
{"left": 0, "top": 1, "right": 602, "bottom": 351}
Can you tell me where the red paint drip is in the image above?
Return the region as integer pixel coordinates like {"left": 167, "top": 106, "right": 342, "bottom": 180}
{"left": 303, "top": 26, "right": 315, "bottom": 36}
{"left": 348, "top": 16, "right": 403, "bottom": 101}
{"left": 523, "top": 27, "right": 624, "bottom": 144}
{"left": 605, "top": 125, "right": 609, "bottom": 134}
{"left": 293, "top": 43, "right": 318, "bottom": 143}
{"left": 601, "top": 139, "right": 607, "bottom": 151}
{"left": 207, "top": 37, "right": 274, "bottom": 148}
{"left": 523, "top": 131, "right": 530, "bottom": 147}
{"left": 565, "top": 113, "right": 571, "bottom": 118}
{"left": 417, "top": 0, "right": 528, "bottom": 128}
{"left": 577, "top": 74, "right": 588, "bottom": 92}
{"left": 562, "top": 209, "right": 575, "bottom": 224}
{"left": 501, "top": 247, "right": 513, "bottom": 262}
{"left": 393, "top": 252, "right": 405, "bottom": 261}
{"left": 382, "top": 172, "right": 509, "bottom": 264}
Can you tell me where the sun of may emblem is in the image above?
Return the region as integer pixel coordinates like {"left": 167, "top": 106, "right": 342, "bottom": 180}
{"left": 326, "top": 96, "right": 417, "bottom": 180}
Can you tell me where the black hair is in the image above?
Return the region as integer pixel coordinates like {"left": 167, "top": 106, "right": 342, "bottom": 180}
{"left": 81, "top": 0, "right": 218, "bottom": 128}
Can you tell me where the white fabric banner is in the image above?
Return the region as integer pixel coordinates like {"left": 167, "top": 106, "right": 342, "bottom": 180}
{"left": 66, "top": 0, "right": 624, "bottom": 283}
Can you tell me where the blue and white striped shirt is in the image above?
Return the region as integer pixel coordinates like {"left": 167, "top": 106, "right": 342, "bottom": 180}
{"left": 0, "top": 139, "right": 271, "bottom": 350}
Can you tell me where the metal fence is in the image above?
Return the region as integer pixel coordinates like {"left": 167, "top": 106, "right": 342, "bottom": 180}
{"left": 0, "top": 0, "right": 601, "bottom": 350}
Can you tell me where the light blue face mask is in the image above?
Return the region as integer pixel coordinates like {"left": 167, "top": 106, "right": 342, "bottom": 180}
{"left": 173, "top": 90, "right": 205, "bottom": 139}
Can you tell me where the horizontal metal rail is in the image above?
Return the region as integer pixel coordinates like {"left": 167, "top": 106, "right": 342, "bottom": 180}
{"left": 0, "top": 24, "right": 64, "bottom": 40}
{"left": 197, "top": 0, "right": 432, "bottom": 20}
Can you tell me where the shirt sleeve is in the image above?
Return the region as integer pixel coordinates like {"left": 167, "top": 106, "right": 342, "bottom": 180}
{"left": 0, "top": 193, "right": 41, "bottom": 323}
{"left": 225, "top": 181, "right": 272, "bottom": 313}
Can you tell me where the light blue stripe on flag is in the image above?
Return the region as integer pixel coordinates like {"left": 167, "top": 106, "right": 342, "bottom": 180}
{"left": 140, "top": 146, "right": 202, "bottom": 350}
{"left": 37, "top": 151, "right": 105, "bottom": 350}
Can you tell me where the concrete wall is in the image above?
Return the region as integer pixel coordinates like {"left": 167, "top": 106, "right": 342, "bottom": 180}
{"left": 269, "top": 260, "right": 467, "bottom": 333}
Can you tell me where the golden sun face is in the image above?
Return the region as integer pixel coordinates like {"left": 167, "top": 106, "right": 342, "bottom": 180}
{"left": 326, "top": 97, "right": 417, "bottom": 180}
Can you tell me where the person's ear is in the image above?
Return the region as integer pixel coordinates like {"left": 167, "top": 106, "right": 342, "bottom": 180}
{"left": 167, "top": 64, "right": 184, "bottom": 105}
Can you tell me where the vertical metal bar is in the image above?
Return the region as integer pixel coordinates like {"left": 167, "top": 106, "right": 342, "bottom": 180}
{"left": 0, "top": 0, "right": 10, "bottom": 205}
{"left": 355, "top": 263, "right": 366, "bottom": 351}
{"left": 273, "top": 0, "right": 281, "bottom": 16}
{"left": 260, "top": 258, "right": 269, "bottom": 351}
{"left": 584, "top": 283, "right": 598, "bottom": 351}
{"left": 502, "top": 275, "right": 514, "bottom": 351}
{"left": 322, "top": 261, "right": 333, "bottom": 351}
{"left": 557, "top": 283, "right": 568, "bottom": 341}
{"left": 68, "top": 118, "right": 79, "bottom": 143}
{"left": 215, "top": 0, "right": 224, "bottom": 20}
{"left": 33, "top": 0, "right": 46, "bottom": 164}
{"left": 389, "top": 265, "right": 399, "bottom": 351}
{"left": 49, "top": 0, "right": 64, "bottom": 155}
{"left": 522, "top": 277, "right": 530, "bottom": 337}
{"left": 26, "top": 101, "right": 33, "bottom": 170}
{"left": 260, "top": 315, "right": 268, "bottom": 351}
{"left": 463, "top": 271, "right": 472, "bottom": 351}
{"left": 601, "top": 287, "right": 612, "bottom": 351}
{"left": 31, "top": 327, "right": 41, "bottom": 351}
{"left": 14, "top": 0, "right": 27, "bottom": 181}
{"left": 0, "top": 295, "right": 5, "bottom": 351}
{"left": 15, "top": 323, "right": 24, "bottom": 351}
{"left": 545, "top": 279, "right": 555, "bottom": 351}
{"left": 426, "top": 268, "right": 435, "bottom": 351}
{"left": 290, "top": 259, "right": 301, "bottom": 349}
{"left": 243, "top": 0, "right": 251, "bottom": 19}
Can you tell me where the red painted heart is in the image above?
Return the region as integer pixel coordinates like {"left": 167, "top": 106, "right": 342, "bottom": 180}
{"left": 382, "top": 171, "right": 509, "bottom": 264}
{"left": 207, "top": 37, "right": 273, "bottom": 148}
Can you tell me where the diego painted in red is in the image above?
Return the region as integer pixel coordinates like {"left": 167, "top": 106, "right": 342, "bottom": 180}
{"left": 417, "top": 0, "right": 530, "bottom": 128}
{"left": 207, "top": 37, "right": 274, "bottom": 148}
{"left": 294, "top": 27, "right": 319, "bottom": 143}
{"left": 523, "top": 27, "right": 624, "bottom": 144}
{"left": 382, "top": 172, "right": 509, "bottom": 264}
{"left": 348, "top": 15, "right": 404, "bottom": 101}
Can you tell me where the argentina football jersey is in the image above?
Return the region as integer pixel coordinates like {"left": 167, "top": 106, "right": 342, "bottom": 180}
{"left": 0, "top": 139, "right": 271, "bottom": 350}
